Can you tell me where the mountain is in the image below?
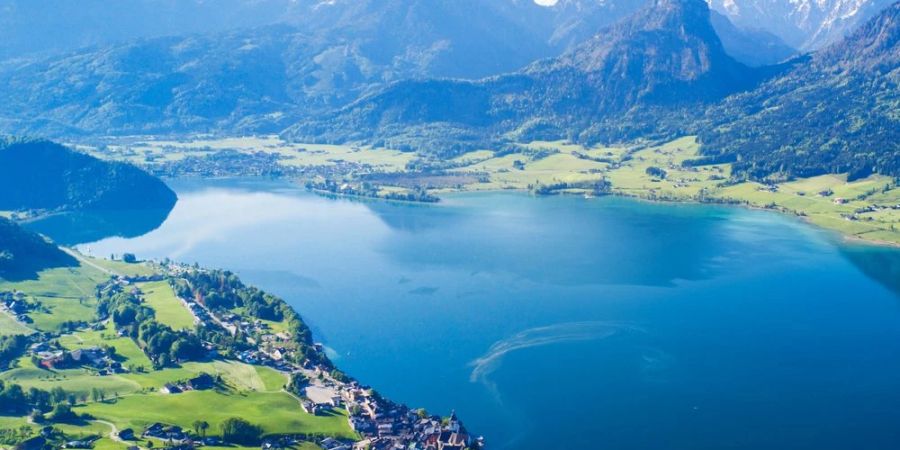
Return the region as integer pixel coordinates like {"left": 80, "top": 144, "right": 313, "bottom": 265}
{"left": 697, "top": 1, "right": 900, "bottom": 179}
{"left": 285, "top": 0, "right": 770, "bottom": 155}
{"left": 707, "top": 0, "right": 897, "bottom": 50}
{"left": 0, "top": 139, "right": 178, "bottom": 211}
{"left": 545, "top": 0, "right": 798, "bottom": 66}
{"left": 0, "top": 0, "right": 589, "bottom": 137}
{"left": 0, "top": 217, "right": 77, "bottom": 281}
{"left": 709, "top": 10, "right": 797, "bottom": 66}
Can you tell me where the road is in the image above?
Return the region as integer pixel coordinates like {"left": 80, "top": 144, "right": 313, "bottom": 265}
{"left": 62, "top": 247, "right": 121, "bottom": 277}
{"left": 93, "top": 419, "right": 143, "bottom": 449}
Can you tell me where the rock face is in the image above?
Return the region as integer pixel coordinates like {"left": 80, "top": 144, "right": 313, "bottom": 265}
{"left": 0, "top": 139, "right": 177, "bottom": 212}
{"left": 707, "top": 0, "right": 896, "bottom": 49}
{"left": 285, "top": 0, "right": 766, "bottom": 154}
{"left": 699, "top": 1, "right": 900, "bottom": 179}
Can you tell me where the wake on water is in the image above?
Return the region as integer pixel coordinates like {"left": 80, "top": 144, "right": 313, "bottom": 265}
{"left": 468, "top": 321, "right": 645, "bottom": 397}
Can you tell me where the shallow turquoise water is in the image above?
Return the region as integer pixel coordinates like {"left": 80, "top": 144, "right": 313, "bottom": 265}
{"left": 30, "top": 178, "right": 900, "bottom": 450}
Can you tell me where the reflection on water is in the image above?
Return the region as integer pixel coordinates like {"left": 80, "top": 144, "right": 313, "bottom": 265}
{"left": 841, "top": 244, "right": 900, "bottom": 297}
{"left": 24, "top": 207, "right": 173, "bottom": 247}
{"left": 365, "top": 193, "right": 737, "bottom": 287}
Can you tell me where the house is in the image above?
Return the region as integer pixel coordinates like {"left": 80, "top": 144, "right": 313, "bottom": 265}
{"left": 143, "top": 423, "right": 165, "bottom": 438}
{"left": 29, "top": 342, "right": 49, "bottom": 353}
{"left": 118, "top": 428, "right": 135, "bottom": 440}
{"left": 160, "top": 383, "right": 182, "bottom": 394}
{"left": 38, "top": 351, "right": 65, "bottom": 369}
{"left": 8, "top": 301, "right": 26, "bottom": 314}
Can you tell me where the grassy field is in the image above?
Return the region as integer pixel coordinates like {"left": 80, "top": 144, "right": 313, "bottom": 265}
{"left": 83, "top": 135, "right": 414, "bottom": 173}
{"left": 119, "top": 359, "right": 286, "bottom": 393}
{"left": 0, "top": 359, "right": 142, "bottom": 399}
{"left": 0, "top": 310, "right": 34, "bottom": 336}
{"left": 0, "top": 263, "right": 111, "bottom": 333}
{"left": 81, "top": 390, "right": 356, "bottom": 439}
{"left": 453, "top": 137, "right": 898, "bottom": 245}
{"left": 136, "top": 281, "right": 195, "bottom": 331}
{"left": 58, "top": 322, "right": 153, "bottom": 370}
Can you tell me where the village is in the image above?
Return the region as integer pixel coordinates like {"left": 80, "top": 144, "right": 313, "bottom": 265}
{"left": 162, "top": 262, "right": 482, "bottom": 450}
{"left": 1, "top": 261, "right": 482, "bottom": 450}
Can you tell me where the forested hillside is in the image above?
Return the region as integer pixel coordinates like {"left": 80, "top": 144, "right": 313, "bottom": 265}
{"left": 0, "top": 139, "right": 177, "bottom": 211}
{"left": 698, "top": 2, "right": 900, "bottom": 179}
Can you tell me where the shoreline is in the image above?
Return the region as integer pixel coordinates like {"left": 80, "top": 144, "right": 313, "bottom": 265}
{"left": 435, "top": 184, "right": 900, "bottom": 249}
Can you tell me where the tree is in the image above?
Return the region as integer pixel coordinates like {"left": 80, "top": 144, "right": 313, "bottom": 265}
{"left": 220, "top": 417, "right": 263, "bottom": 445}
{"left": 192, "top": 420, "right": 209, "bottom": 437}
{"left": 49, "top": 403, "right": 77, "bottom": 422}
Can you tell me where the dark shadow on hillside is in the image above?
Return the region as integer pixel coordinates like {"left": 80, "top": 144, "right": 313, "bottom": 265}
{"left": 0, "top": 218, "right": 79, "bottom": 282}
{"left": 23, "top": 207, "right": 173, "bottom": 247}
{"left": 0, "top": 249, "right": 78, "bottom": 282}
{"left": 840, "top": 245, "right": 900, "bottom": 298}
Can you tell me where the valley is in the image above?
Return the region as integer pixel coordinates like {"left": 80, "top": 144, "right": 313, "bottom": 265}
{"left": 0, "top": 0, "right": 898, "bottom": 449}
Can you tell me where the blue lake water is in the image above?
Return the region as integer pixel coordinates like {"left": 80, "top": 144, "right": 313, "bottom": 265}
{"left": 29, "top": 178, "right": 900, "bottom": 450}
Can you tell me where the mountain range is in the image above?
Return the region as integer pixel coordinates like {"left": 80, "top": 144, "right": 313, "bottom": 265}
{"left": 0, "top": 0, "right": 896, "bottom": 180}
{"left": 0, "top": 0, "right": 802, "bottom": 138}
{"left": 708, "top": 0, "right": 897, "bottom": 49}
{"left": 285, "top": 0, "right": 779, "bottom": 155}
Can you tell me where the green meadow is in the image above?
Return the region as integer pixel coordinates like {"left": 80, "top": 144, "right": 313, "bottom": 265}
{"left": 81, "top": 390, "right": 356, "bottom": 440}
{"left": 137, "top": 281, "right": 195, "bottom": 331}
{"left": 0, "top": 264, "right": 109, "bottom": 333}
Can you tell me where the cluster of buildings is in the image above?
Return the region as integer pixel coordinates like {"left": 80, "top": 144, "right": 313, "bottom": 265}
{"left": 0, "top": 290, "right": 31, "bottom": 323}
{"left": 30, "top": 342, "right": 119, "bottom": 373}
{"left": 159, "top": 264, "right": 482, "bottom": 449}
{"left": 159, "top": 373, "right": 215, "bottom": 394}
{"left": 140, "top": 423, "right": 220, "bottom": 448}
{"left": 308, "top": 378, "right": 479, "bottom": 450}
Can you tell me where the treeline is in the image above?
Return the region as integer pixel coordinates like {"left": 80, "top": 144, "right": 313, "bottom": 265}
{"left": 96, "top": 283, "right": 204, "bottom": 368}
{"left": 0, "top": 380, "right": 83, "bottom": 423}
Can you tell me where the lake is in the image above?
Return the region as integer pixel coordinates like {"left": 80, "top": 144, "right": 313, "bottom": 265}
{"left": 28, "top": 178, "right": 900, "bottom": 450}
